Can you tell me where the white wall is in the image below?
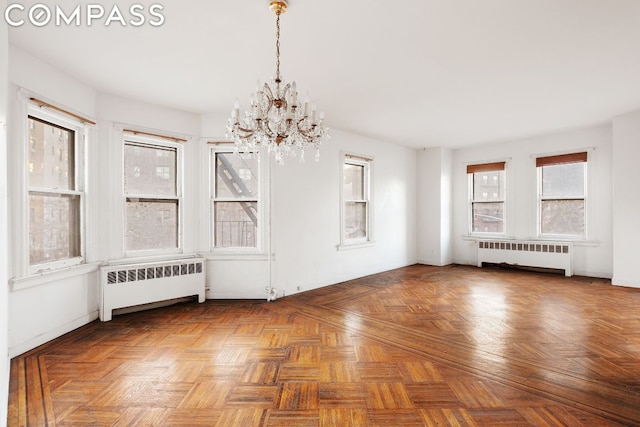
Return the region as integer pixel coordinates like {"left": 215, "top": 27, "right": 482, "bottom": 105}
{"left": 417, "top": 147, "right": 453, "bottom": 266}
{"left": 95, "top": 93, "right": 202, "bottom": 261}
{"left": 6, "top": 44, "right": 418, "bottom": 357}
{"left": 612, "top": 110, "right": 640, "bottom": 287}
{"left": 1, "top": 0, "right": 11, "bottom": 420}
{"left": 6, "top": 47, "right": 100, "bottom": 356}
{"left": 6, "top": 48, "right": 203, "bottom": 356}
{"left": 272, "top": 129, "right": 417, "bottom": 296}
{"left": 202, "top": 115, "right": 418, "bottom": 299}
{"left": 9, "top": 45, "right": 96, "bottom": 116}
{"left": 450, "top": 125, "right": 613, "bottom": 278}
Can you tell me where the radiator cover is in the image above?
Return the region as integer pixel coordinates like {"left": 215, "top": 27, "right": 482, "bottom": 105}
{"left": 99, "top": 257, "right": 206, "bottom": 321}
{"left": 477, "top": 240, "right": 573, "bottom": 277}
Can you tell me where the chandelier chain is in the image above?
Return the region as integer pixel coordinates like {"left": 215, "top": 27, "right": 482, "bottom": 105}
{"left": 275, "top": 13, "right": 281, "bottom": 81}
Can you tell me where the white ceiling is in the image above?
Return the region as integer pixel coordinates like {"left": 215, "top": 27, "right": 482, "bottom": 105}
{"left": 8, "top": 0, "right": 640, "bottom": 148}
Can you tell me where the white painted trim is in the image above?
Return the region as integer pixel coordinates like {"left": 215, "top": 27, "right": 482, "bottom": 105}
{"left": 339, "top": 151, "right": 375, "bottom": 247}
{"left": 336, "top": 241, "right": 376, "bottom": 251}
{"left": 9, "top": 310, "right": 99, "bottom": 358}
{"left": 25, "top": 99, "right": 89, "bottom": 277}
{"left": 467, "top": 164, "right": 507, "bottom": 237}
{"left": 208, "top": 146, "right": 268, "bottom": 255}
{"left": 104, "top": 253, "right": 202, "bottom": 266}
{"left": 122, "top": 135, "right": 185, "bottom": 257}
{"left": 10, "top": 262, "right": 100, "bottom": 292}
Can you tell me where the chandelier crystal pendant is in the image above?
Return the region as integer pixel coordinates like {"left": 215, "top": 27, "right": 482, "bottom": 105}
{"left": 226, "top": 0, "right": 329, "bottom": 165}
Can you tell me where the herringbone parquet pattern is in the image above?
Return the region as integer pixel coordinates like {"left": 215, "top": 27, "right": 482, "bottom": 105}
{"left": 7, "top": 265, "right": 640, "bottom": 426}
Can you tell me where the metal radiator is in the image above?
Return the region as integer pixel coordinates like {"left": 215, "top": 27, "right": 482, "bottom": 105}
{"left": 477, "top": 240, "right": 573, "bottom": 276}
{"left": 99, "top": 257, "right": 206, "bottom": 321}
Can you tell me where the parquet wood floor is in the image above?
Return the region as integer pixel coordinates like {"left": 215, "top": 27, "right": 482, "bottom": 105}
{"left": 7, "top": 264, "right": 640, "bottom": 426}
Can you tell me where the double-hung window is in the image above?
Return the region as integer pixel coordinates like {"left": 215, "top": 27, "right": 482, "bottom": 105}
{"left": 468, "top": 162, "right": 506, "bottom": 235}
{"left": 212, "top": 150, "right": 260, "bottom": 250}
{"left": 341, "top": 155, "right": 372, "bottom": 245}
{"left": 537, "top": 152, "right": 587, "bottom": 238}
{"left": 27, "top": 114, "right": 85, "bottom": 270}
{"left": 124, "top": 138, "right": 182, "bottom": 253}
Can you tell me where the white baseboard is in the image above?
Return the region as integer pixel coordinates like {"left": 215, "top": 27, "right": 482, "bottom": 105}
{"left": 573, "top": 270, "right": 613, "bottom": 279}
{"left": 9, "top": 311, "right": 99, "bottom": 358}
{"left": 206, "top": 290, "right": 268, "bottom": 300}
{"left": 452, "top": 259, "right": 477, "bottom": 266}
{"left": 611, "top": 277, "right": 640, "bottom": 288}
{"left": 417, "top": 259, "right": 452, "bottom": 267}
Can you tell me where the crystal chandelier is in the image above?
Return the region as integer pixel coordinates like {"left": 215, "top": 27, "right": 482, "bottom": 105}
{"left": 226, "top": 0, "right": 329, "bottom": 164}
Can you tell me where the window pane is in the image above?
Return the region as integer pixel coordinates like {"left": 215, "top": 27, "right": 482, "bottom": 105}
{"left": 126, "top": 199, "right": 178, "bottom": 251}
{"left": 214, "top": 201, "right": 258, "bottom": 248}
{"left": 473, "top": 171, "right": 504, "bottom": 201}
{"left": 28, "top": 117, "right": 75, "bottom": 190}
{"left": 124, "top": 144, "right": 176, "bottom": 196}
{"left": 29, "top": 193, "right": 80, "bottom": 265}
{"left": 345, "top": 201, "right": 367, "bottom": 240}
{"left": 541, "top": 199, "right": 584, "bottom": 235}
{"left": 344, "top": 163, "right": 365, "bottom": 200}
{"left": 215, "top": 153, "right": 258, "bottom": 199}
{"left": 542, "top": 163, "right": 584, "bottom": 198}
{"left": 472, "top": 202, "right": 504, "bottom": 233}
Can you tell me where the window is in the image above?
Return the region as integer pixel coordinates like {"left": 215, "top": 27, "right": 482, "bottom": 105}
{"left": 537, "top": 152, "right": 587, "bottom": 238}
{"left": 124, "top": 140, "right": 181, "bottom": 252}
{"left": 27, "top": 115, "right": 84, "bottom": 268}
{"left": 212, "top": 151, "right": 259, "bottom": 249}
{"left": 341, "top": 155, "right": 372, "bottom": 245}
{"left": 468, "top": 162, "right": 506, "bottom": 235}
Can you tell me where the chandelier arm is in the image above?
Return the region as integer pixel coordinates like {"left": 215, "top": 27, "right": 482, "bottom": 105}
{"left": 263, "top": 83, "right": 274, "bottom": 103}
{"left": 260, "top": 88, "right": 284, "bottom": 142}
{"left": 261, "top": 113, "right": 280, "bottom": 141}
{"left": 297, "top": 123, "right": 324, "bottom": 142}
{"left": 296, "top": 130, "right": 317, "bottom": 143}
{"left": 235, "top": 126, "right": 256, "bottom": 138}
{"left": 295, "top": 118, "right": 318, "bottom": 138}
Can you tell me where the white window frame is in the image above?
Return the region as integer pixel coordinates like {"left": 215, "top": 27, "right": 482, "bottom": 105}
{"left": 536, "top": 153, "right": 588, "bottom": 240}
{"left": 123, "top": 135, "right": 183, "bottom": 257}
{"left": 339, "top": 152, "right": 374, "bottom": 250}
{"left": 26, "top": 105, "right": 87, "bottom": 275}
{"left": 210, "top": 147, "right": 263, "bottom": 253}
{"left": 467, "top": 162, "right": 507, "bottom": 237}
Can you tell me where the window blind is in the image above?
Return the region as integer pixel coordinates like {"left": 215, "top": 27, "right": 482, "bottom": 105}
{"left": 536, "top": 152, "right": 587, "bottom": 167}
{"left": 466, "top": 161, "right": 505, "bottom": 174}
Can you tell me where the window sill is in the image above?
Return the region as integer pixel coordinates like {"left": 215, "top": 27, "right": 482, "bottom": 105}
{"left": 337, "top": 241, "right": 376, "bottom": 251}
{"left": 11, "top": 262, "right": 101, "bottom": 292}
{"left": 461, "top": 234, "right": 511, "bottom": 241}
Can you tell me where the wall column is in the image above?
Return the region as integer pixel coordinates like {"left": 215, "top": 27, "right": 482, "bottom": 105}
{"left": 612, "top": 110, "right": 640, "bottom": 287}
{"left": 417, "top": 147, "right": 453, "bottom": 266}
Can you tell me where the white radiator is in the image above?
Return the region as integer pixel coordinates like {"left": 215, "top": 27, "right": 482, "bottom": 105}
{"left": 477, "top": 240, "right": 573, "bottom": 277}
{"left": 99, "top": 257, "right": 206, "bottom": 321}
